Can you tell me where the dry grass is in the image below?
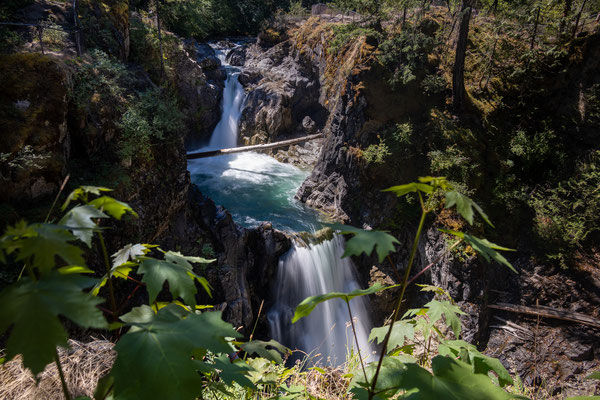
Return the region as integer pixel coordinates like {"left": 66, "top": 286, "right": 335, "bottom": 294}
{"left": 0, "top": 339, "right": 115, "bottom": 400}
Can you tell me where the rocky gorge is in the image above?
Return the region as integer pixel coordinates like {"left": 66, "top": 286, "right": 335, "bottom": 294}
{"left": 0, "top": 3, "right": 599, "bottom": 398}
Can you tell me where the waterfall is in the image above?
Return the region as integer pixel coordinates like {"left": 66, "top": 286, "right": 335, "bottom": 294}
{"left": 189, "top": 41, "right": 373, "bottom": 367}
{"left": 268, "top": 235, "right": 373, "bottom": 366}
{"left": 205, "top": 45, "right": 245, "bottom": 151}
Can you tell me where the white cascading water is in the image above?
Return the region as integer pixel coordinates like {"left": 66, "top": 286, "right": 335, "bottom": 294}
{"left": 189, "top": 43, "right": 373, "bottom": 367}
{"left": 268, "top": 235, "right": 373, "bottom": 366}
{"left": 205, "top": 45, "right": 245, "bottom": 151}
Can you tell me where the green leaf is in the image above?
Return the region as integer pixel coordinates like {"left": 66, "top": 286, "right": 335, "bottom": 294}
{"left": 111, "top": 243, "right": 149, "bottom": 268}
{"left": 292, "top": 282, "right": 399, "bottom": 323}
{"left": 425, "top": 300, "right": 465, "bottom": 339}
{"left": 60, "top": 205, "right": 108, "bottom": 247}
{"left": 439, "top": 229, "right": 517, "bottom": 273}
{"left": 369, "top": 320, "right": 415, "bottom": 351}
{"left": 241, "top": 340, "right": 291, "bottom": 364}
{"left": 88, "top": 196, "right": 138, "bottom": 220}
{"left": 57, "top": 265, "right": 95, "bottom": 275}
{"left": 445, "top": 191, "right": 494, "bottom": 227}
{"left": 112, "top": 308, "right": 240, "bottom": 400}
{"left": 62, "top": 186, "right": 112, "bottom": 211}
{"left": 330, "top": 224, "right": 399, "bottom": 263}
{"left": 202, "top": 355, "right": 254, "bottom": 388}
{"left": 398, "top": 356, "right": 516, "bottom": 399}
{"left": 15, "top": 224, "right": 85, "bottom": 275}
{"left": 91, "top": 261, "right": 137, "bottom": 296}
{"left": 93, "top": 375, "right": 114, "bottom": 400}
{"left": 246, "top": 357, "right": 279, "bottom": 385}
{"left": 163, "top": 250, "right": 214, "bottom": 296}
{"left": 0, "top": 274, "right": 107, "bottom": 375}
{"left": 438, "top": 340, "right": 513, "bottom": 387}
{"left": 351, "top": 356, "right": 409, "bottom": 397}
{"left": 138, "top": 257, "right": 200, "bottom": 306}
{"left": 383, "top": 182, "right": 434, "bottom": 197}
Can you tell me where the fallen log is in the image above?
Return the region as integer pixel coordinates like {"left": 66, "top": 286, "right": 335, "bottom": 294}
{"left": 488, "top": 302, "right": 600, "bottom": 329}
{"left": 186, "top": 133, "right": 324, "bottom": 160}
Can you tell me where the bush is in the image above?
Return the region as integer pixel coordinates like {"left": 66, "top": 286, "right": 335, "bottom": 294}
{"left": 362, "top": 136, "right": 391, "bottom": 164}
{"left": 118, "top": 87, "right": 185, "bottom": 161}
{"left": 378, "top": 29, "right": 437, "bottom": 88}
{"left": 329, "top": 24, "right": 381, "bottom": 54}
{"left": 530, "top": 151, "right": 600, "bottom": 267}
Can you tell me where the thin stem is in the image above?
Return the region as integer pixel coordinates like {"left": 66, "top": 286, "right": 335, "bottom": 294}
{"left": 54, "top": 348, "right": 72, "bottom": 400}
{"left": 98, "top": 231, "right": 117, "bottom": 316}
{"left": 368, "top": 208, "right": 429, "bottom": 399}
{"left": 346, "top": 299, "right": 369, "bottom": 384}
{"left": 44, "top": 174, "right": 70, "bottom": 223}
{"left": 243, "top": 299, "right": 265, "bottom": 361}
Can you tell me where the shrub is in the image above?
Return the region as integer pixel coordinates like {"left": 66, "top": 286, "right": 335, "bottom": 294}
{"left": 118, "top": 87, "right": 185, "bottom": 161}
{"left": 329, "top": 24, "right": 381, "bottom": 54}
{"left": 530, "top": 151, "right": 600, "bottom": 267}
{"left": 362, "top": 136, "right": 391, "bottom": 165}
{"left": 378, "top": 29, "right": 437, "bottom": 88}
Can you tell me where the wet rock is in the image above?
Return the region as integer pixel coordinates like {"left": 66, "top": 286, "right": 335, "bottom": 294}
{"left": 302, "top": 116, "right": 317, "bottom": 134}
{"left": 226, "top": 46, "right": 247, "bottom": 66}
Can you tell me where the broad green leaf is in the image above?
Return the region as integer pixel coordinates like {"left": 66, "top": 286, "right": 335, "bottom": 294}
{"left": 163, "top": 250, "right": 214, "bottom": 295}
{"left": 439, "top": 229, "right": 517, "bottom": 273}
{"left": 369, "top": 320, "right": 415, "bottom": 351}
{"left": 351, "top": 356, "right": 410, "bottom": 397}
{"left": 60, "top": 205, "right": 108, "bottom": 247}
{"left": 112, "top": 309, "right": 239, "bottom": 400}
{"left": 93, "top": 375, "right": 114, "bottom": 400}
{"left": 293, "top": 283, "right": 399, "bottom": 323}
{"left": 445, "top": 191, "right": 494, "bottom": 227}
{"left": 57, "top": 265, "right": 94, "bottom": 275}
{"left": 246, "top": 357, "right": 279, "bottom": 385}
{"left": 416, "top": 284, "right": 451, "bottom": 299}
{"left": 400, "top": 356, "right": 517, "bottom": 399}
{"left": 138, "top": 257, "right": 200, "bottom": 306}
{"left": 425, "top": 300, "right": 465, "bottom": 339}
{"left": 111, "top": 243, "right": 149, "bottom": 268}
{"left": 201, "top": 355, "right": 254, "bottom": 388}
{"left": 418, "top": 176, "right": 452, "bottom": 190}
{"left": 62, "top": 186, "right": 112, "bottom": 211}
{"left": 88, "top": 196, "right": 138, "bottom": 220}
{"left": 241, "top": 340, "right": 291, "bottom": 364}
{"left": 330, "top": 224, "right": 399, "bottom": 263}
{"left": 438, "top": 340, "right": 513, "bottom": 387}
{"left": 587, "top": 371, "right": 600, "bottom": 380}
{"left": 0, "top": 274, "right": 107, "bottom": 375}
{"left": 15, "top": 224, "right": 85, "bottom": 275}
{"left": 383, "top": 182, "right": 434, "bottom": 197}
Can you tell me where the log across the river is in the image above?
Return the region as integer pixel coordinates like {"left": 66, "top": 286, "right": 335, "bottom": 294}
{"left": 186, "top": 133, "right": 324, "bottom": 160}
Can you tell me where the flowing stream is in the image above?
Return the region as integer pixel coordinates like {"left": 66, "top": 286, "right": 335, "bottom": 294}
{"left": 188, "top": 43, "right": 372, "bottom": 366}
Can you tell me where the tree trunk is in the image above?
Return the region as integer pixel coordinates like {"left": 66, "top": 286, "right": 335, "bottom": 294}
{"left": 530, "top": 6, "right": 540, "bottom": 50}
{"left": 402, "top": 4, "right": 407, "bottom": 28}
{"left": 155, "top": 0, "right": 165, "bottom": 81}
{"left": 452, "top": 0, "right": 471, "bottom": 112}
{"left": 559, "top": 0, "right": 573, "bottom": 34}
{"left": 572, "top": 0, "right": 589, "bottom": 39}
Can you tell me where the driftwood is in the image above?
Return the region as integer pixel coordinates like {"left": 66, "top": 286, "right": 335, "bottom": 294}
{"left": 489, "top": 302, "right": 600, "bottom": 329}
{"left": 186, "top": 133, "right": 324, "bottom": 160}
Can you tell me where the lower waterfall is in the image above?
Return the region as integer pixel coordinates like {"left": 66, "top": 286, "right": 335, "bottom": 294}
{"left": 267, "top": 235, "right": 373, "bottom": 366}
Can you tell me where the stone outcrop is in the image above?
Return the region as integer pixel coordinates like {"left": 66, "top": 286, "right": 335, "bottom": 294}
{"left": 0, "top": 53, "right": 72, "bottom": 206}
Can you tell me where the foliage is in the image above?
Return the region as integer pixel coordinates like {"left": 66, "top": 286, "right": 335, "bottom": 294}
{"left": 117, "top": 87, "right": 185, "bottom": 161}
{"left": 329, "top": 23, "right": 381, "bottom": 54}
{"left": 362, "top": 136, "right": 391, "bottom": 165}
{"left": 378, "top": 29, "right": 437, "bottom": 88}
{"left": 530, "top": 151, "right": 600, "bottom": 267}
{"left": 295, "top": 178, "right": 519, "bottom": 399}
{"left": 40, "top": 19, "right": 69, "bottom": 49}
{"left": 0, "top": 187, "right": 288, "bottom": 400}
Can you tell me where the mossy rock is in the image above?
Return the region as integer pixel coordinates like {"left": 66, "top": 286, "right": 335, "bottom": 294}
{"left": 0, "top": 53, "right": 71, "bottom": 202}
{"left": 79, "top": 0, "right": 130, "bottom": 60}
